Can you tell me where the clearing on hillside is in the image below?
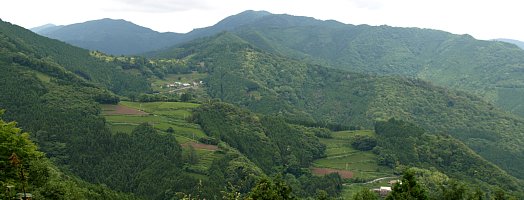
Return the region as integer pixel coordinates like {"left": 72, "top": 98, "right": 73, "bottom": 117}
{"left": 101, "top": 104, "right": 148, "bottom": 115}
{"left": 182, "top": 142, "right": 219, "bottom": 151}
{"left": 312, "top": 168, "right": 354, "bottom": 179}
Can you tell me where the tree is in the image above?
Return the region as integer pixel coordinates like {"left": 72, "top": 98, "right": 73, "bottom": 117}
{"left": 180, "top": 92, "right": 193, "bottom": 102}
{"left": 185, "top": 145, "right": 199, "bottom": 165}
{"left": 386, "top": 170, "right": 428, "bottom": 200}
{"left": 467, "top": 187, "right": 485, "bottom": 200}
{"left": 351, "top": 135, "right": 377, "bottom": 151}
{"left": 352, "top": 188, "right": 378, "bottom": 200}
{"left": 249, "top": 178, "right": 296, "bottom": 200}
{"left": 439, "top": 180, "right": 467, "bottom": 200}
{"left": 315, "top": 189, "right": 330, "bottom": 200}
{"left": 166, "top": 127, "right": 175, "bottom": 133}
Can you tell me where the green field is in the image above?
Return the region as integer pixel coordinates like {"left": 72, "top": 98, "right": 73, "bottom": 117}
{"left": 313, "top": 130, "right": 397, "bottom": 198}
{"left": 101, "top": 101, "right": 207, "bottom": 141}
{"left": 101, "top": 101, "right": 223, "bottom": 176}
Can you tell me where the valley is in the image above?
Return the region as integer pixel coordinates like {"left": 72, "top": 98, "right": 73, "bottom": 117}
{"left": 2, "top": 9, "right": 524, "bottom": 200}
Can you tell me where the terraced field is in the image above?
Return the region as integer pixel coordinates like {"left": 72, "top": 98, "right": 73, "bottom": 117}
{"left": 101, "top": 101, "right": 222, "bottom": 176}
{"left": 102, "top": 101, "right": 206, "bottom": 141}
{"left": 312, "top": 130, "right": 397, "bottom": 198}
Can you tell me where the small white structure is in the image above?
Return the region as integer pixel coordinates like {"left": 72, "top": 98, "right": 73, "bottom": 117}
{"left": 373, "top": 186, "right": 392, "bottom": 197}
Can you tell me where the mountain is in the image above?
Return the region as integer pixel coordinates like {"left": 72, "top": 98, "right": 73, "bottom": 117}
{"left": 148, "top": 11, "right": 524, "bottom": 117}
{"left": 495, "top": 38, "right": 524, "bottom": 50}
{"left": 4, "top": 17, "right": 524, "bottom": 198}
{"left": 0, "top": 19, "right": 344, "bottom": 199}
{"left": 34, "top": 18, "right": 182, "bottom": 55}
{"left": 151, "top": 32, "right": 524, "bottom": 182}
{"left": 228, "top": 13, "right": 524, "bottom": 117}
{"left": 32, "top": 10, "right": 271, "bottom": 55}
{"left": 1, "top": 20, "right": 151, "bottom": 95}
{"left": 30, "top": 23, "right": 63, "bottom": 34}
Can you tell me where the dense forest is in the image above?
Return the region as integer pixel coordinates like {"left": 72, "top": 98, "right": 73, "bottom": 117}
{"left": 3, "top": 10, "right": 524, "bottom": 199}
{"left": 153, "top": 32, "right": 524, "bottom": 181}
{"left": 144, "top": 10, "right": 524, "bottom": 118}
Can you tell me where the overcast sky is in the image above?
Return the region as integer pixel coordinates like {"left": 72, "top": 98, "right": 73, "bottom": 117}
{"left": 1, "top": 0, "right": 523, "bottom": 41}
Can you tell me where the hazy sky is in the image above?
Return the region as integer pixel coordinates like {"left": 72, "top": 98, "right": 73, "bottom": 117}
{"left": 1, "top": 0, "right": 523, "bottom": 41}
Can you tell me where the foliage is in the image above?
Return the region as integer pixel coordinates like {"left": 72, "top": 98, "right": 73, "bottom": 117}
{"left": 351, "top": 135, "right": 377, "bottom": 151}
{"left": 248, "top": 177, "right": 296, "bottom": 200}
{"left": 352, "top": 188, "right": 379, "bottom": 200}
{"left": 386, "top": 169, "right": 428, "bottom": 200}
{"left": 0, "top": 112, "right": 137, "bottom": 199}
{"left": 225, "top": 13, "right": 524, "bottom": 117}
{"left": 153, "top": 32, "right": 524, "bottom": 181}
{"left": 0, "top": 19, "right": 150, "bottom": 96}
{"left": 193, "top": 101, "right": 325, "bottom": 173}
{"left": 373, "top": 119, "right": 523, "bottom": 193}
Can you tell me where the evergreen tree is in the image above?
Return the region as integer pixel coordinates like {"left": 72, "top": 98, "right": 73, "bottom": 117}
{"left": 352, "top": 188, "right": 379, "bottom": 200}
{"left": 249, "top": 178, "right": 296, "bottom": 200}
{"left": 386, "top": 170, "right": 428, "bottom": 200}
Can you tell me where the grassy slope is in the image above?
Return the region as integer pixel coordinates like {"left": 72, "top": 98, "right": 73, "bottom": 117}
{"left": 101, "top": 101, "right": 221, "bottom": 173}
{"left": 313, "top": 130, "right": 396, "bottom": 199}
{"left": 313, "top": 130, "right": 393, "bottom": 180}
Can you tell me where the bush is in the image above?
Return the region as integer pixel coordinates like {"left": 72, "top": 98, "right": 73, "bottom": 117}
{"left": 351, "top": 135, "right": 377, "bottom": 151}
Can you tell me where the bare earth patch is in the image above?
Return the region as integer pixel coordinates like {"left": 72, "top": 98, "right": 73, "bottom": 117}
{"left": 101, "top": 104, "right": 148, "bottom": 116}
{"left": 311, "top": 168, "right": 354, "bottom": 179}
{"left": 182, "top": 142, "right": 219, "bottom": 151}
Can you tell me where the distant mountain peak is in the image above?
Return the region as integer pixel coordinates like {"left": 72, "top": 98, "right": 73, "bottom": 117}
{"left": 494, "top": 38, "right": 524, "bottom": 50}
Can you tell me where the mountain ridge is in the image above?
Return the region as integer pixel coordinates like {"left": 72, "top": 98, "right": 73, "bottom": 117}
{"left": 33, "top": 18, "right": 183, "bottom": 55}
{"left": 495, "top": 38, "right": 524, "bottom": 49}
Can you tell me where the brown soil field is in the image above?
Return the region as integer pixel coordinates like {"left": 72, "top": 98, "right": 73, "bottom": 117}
{"left": 101, "top": 104, "right": 148, "bottom": 115}
{"left": 182, "top": 142, "right": 219, "bottom": 151}
{"left": 311, "top": 168, "right": 354, "bottom": 179}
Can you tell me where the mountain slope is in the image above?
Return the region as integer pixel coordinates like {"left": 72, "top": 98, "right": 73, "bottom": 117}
{"left": 35, "top": 18, "right": 182, "bottom": 55}
{"left": 1, "top": 19, "right": 150, "bottom": 95}
{"left": 30, "top": 23, "right": 63, "bottom": 34}
{"left": 32, "top": 11, "right": 271, "bottom": 56}
{"left": 1, "top": 20, "right": 344, "bottom": 199}
{"left": 495, "top": 38, "right": 524, "bottom": 50}
{"left": 0, "top": 113, "right": 138, "bottom": 199}
{"left": 214, "top": 13, "right": 524, "bottom": 117}
{"left": 152, "top": 32, "right": 524, "bottom": 181}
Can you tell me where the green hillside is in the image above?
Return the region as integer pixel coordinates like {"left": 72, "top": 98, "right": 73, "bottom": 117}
{"left": 3, "top": 15, "right": 524, "bottom": 199}
{"left": 228, "top": 14, "right": 524, "bottom": 117}
{"left": 0, "top": 19, "right": 150, "bottom": 95}
{"left": 1, "top": 19, "right": 344, "bottom": 199}
{"left": 0, "top": 113, "right": 139, "bottom": 199}
{"left": 151, "top": 32, "right": 524, "bottom": 181}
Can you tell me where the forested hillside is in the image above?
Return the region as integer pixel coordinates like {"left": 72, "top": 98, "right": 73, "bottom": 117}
{"left": 373, "top": 119, "right": 523, "bottom": 195}
{"left": 152, "top": 32, "right": 524, "bottom": 181}
{"left": 3, "top": 14, "right": 524, "bottom": 199}
{"left": 0, "top": 20, "right": 150, "bottom": 96}
{"left": 145, "top": 11, "right": 524, "bottom": 117}
{"left": 1, "top": 19, "right": 349, "bottom": 199}
{"left": 34, "top": 11, "right": 524, "bottom": 117}
{"left": 0, "top": 111, "right": 139, "bottom": 199}
{"left": 228, "top": 12, "right": 524, "bottom": 117}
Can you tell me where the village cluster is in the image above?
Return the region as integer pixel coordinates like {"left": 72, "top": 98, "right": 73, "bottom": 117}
{"left": 161, "top": 81, "right": 203, "bottom": 93}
